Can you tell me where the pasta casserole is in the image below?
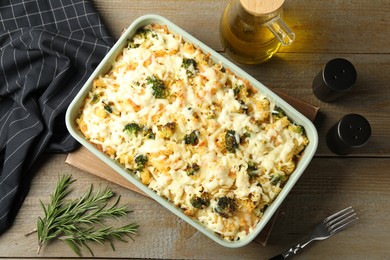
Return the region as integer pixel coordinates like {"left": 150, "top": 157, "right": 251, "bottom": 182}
{"left": 76, "top": 24, "right": 309, "bottom": 241}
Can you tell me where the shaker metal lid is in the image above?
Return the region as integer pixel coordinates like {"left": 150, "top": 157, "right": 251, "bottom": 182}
{"left": 338, "top": 114, "right": 371, "bottom": 147}
{"left": 240, "top": 0, "right": 285, "bottom": 15}
{"left": 323, "top": 58, "right": 357, "bottom": 92}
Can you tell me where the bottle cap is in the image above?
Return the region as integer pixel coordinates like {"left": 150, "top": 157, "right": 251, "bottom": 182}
{"left": 240, "top": 0, "right": 285, "bottom": 15}
{"left": 312, "top": 58, "right": 357, "bottom": 102}
{"left": 326, "top": 114, "right": 371, "bottom": 155}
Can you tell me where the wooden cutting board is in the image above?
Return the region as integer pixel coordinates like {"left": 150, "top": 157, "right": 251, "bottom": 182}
{"left": 65, "top": 91, "right": 319, "bottom": 246}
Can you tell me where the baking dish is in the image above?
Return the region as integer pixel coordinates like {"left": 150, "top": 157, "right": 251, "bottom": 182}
{"left": 65, "top": 14, "right": 318, "bottom": 248}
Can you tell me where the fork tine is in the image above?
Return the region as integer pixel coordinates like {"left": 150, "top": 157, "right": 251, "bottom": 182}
{"left": 326, "top": 207, "right": 355, "bottom": 227}
{"left": 325, "top": 206, "right": 358, "bottom": 235}
{"left": 323, "top": 206, "right": 353, "bottom": 223}
{"left": 330, "top": 214, "right": 358, "bottom": 234}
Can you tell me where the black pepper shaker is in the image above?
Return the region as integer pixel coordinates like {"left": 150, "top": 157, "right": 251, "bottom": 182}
{"left": 326, "top": 114, "right": 371, "bottom": 155}
{"left": 312, "top": 58, "right": 357, "bottom": 102}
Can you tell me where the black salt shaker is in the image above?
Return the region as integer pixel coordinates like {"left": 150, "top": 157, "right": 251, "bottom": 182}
{"left": 312, "top": 58, "right": 357, "bottom": 102}
{"left": 326, "top": 114, "right": 371, "bottom": 155}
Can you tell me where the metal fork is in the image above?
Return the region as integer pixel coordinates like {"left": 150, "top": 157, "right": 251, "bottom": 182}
{"left": 269, "top": 206, "right": 359, "bottom": 259}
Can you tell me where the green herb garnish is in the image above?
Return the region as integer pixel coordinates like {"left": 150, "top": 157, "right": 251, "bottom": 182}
{"left": 28, "top": 174, "right": 138, "bottom": 256}
{"left": 104, "top": 104, "right": 113, "bottom": 113}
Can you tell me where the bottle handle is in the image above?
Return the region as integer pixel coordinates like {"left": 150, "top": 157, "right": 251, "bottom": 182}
{"left": 266, "top": 16, "right": 295, "bottom": 46}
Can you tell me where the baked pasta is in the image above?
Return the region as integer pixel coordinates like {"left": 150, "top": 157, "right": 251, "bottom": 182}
{"left": 76, "top": 24, "right": 309, "bottom": 241}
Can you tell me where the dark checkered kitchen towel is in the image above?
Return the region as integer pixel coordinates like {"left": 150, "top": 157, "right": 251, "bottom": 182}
{"left": 0, "top": 0, "right": 114, "bottom": 234}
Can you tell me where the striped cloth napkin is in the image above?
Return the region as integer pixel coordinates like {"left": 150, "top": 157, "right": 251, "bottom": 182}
{"left": 0, "top": 0, "right": 114, "bottom": 234}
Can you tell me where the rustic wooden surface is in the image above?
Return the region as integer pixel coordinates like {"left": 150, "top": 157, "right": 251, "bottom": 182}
{"left": 1, "top": 0, "right": 390, "bottom": 259}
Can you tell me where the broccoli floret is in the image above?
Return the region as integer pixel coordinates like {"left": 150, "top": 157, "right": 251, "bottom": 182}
{"left": 137, "top": 28, "right": 152, "bottom": 35}
{"left": 247, "top": 162, "right": 258, "bottom": 179}
{"left": 92, "top": 94, "right": 100, "bottom": 103}
{"left": 184, "top": 130, "right": 199, "bottom": 145}
{"left": 127, "top": 41, "right": 140, "bottom": 49}
{"left": 124, "top": 123, "right": 142, "bottom": 136}
{"left": 289, "top": 124, "right": 306, "bottom": 135}
{"left": 134, "top": 154, "right": 148, "bottom": 171}
{"left": 241, "top": 131, "right": 251, "bottom": 141}
{"left": 143, "top": 128, "right": 156, "bottom": 139}
{"left": 182, "top": 58, "right": 197, "bottom": 76}
{"left": 233, "top": 84, "right": 244, "bottom": 97}
{"left": 214, "top": 196, "right": 237, "bottom": 218}
{"left": 146, "top": 75, "right": 168, "bottom": 99}
{"left": 238, "top": 100, "right": 248, "bottom": 114}
{"left": 240, "top": 131, "right": 251, "bottom": 145}
{"left": 128, "top": 28, "right": 157, "bottom": 49}
{"left": 190, "top": 194, "right": 210, "bottom": 209}
{"left": 159, "top": 122, "right": 176, "bottom": 139}
{"left": 186, "top": 163, "right": 200, "bottom": 176}
{"left": 270, "top": 174, "right": 282, "bottom": 185}
{"left": 225, "top": 130, "right": 239, "bottom": 153}
{"left": 182, "top": 58, "right": 197, "bottom": 69}
{"left": 272, "top": 106, "right": 287, "bottom": 119}
{"left": 135, "top": 28, "right": 157, "bottom": 38}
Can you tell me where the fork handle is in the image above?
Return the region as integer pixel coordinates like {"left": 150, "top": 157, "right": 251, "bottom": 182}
{"left": 269, "top": 237, "right": 314, "bottom": 259}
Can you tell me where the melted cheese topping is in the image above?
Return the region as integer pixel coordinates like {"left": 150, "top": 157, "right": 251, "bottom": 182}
{"left": 76, "top": 24, "right": 309, "bottom": 241}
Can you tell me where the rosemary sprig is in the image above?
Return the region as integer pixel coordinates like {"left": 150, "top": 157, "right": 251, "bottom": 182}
{"left": 32, "top": 174, "right": 138, "bottom": 256}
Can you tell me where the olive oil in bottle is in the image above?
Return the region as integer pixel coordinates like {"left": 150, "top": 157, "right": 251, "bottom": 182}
{"left": 220, "top": 0, "right": 294, "bottom": 64}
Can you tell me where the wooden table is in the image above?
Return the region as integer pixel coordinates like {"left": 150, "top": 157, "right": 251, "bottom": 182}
{"left": 1, "top": 0, "right": 389, "bottom": 259}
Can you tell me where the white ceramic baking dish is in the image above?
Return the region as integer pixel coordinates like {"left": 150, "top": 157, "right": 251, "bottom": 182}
{"left": 65, "top": 14, "right": 318, "bottom": 248}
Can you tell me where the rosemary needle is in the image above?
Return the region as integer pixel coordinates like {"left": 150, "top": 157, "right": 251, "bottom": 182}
{"left": 34, "top": 174, "right": 139, "bottom": 256}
